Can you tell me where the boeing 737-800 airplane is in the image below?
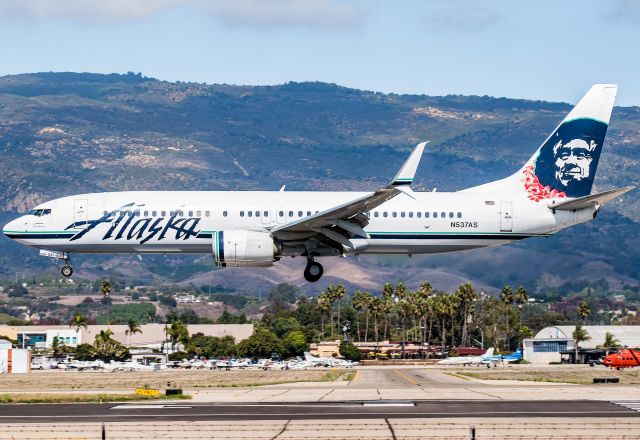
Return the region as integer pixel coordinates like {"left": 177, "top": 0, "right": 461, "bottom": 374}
{"left": 2, "top": 84, "right": 633, "bottom": 282}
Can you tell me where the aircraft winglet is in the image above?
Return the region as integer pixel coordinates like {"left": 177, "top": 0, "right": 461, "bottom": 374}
{"left": 389, "top": 141, "right": 427, "bottom": 187}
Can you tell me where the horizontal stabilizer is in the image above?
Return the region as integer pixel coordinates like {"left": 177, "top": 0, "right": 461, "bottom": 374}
{"left": 548, "top": 186, "right": 634, "bottom": 211}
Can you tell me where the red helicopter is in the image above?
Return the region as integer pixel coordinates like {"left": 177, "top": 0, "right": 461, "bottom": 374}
{"left": 603, "top": 349, "right": 640, "bottom": 369}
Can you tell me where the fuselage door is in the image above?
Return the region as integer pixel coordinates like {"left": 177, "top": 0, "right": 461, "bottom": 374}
{"left": 74, "top": 199, "right": 88, "bottom": 226}
{"left": 261, "top": 208, "right": 272, "bottom": 225}
{"left": 500, "top": 201, "right": 513, "bottom": 232}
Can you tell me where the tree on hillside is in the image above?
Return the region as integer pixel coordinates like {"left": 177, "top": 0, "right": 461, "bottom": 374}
{"left": 166, "top": 320, "right": 189, "bottom": 352}
{"left": 518, "top": 326, "right": 533, "bottom": 349}
{"left": 125, "top": 319, "right": 142, "bottom": 347}
{"left": 572, "top": 324, "right": 591, "bottom": 364}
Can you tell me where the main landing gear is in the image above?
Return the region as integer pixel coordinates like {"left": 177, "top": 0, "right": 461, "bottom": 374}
{"left": 61, "top": 255, "right": 73, "bottom": 278}
{"left": 304, "top": 258, "right": 323, "bottom": 283}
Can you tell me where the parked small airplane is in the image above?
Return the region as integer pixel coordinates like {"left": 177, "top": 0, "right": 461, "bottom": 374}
{"left": 303, "top": 351, "right": 359, "bottom": 367}
{"left": 603, "top": 349, "right": 640, "bottom": 369}
{"left": 482, "top": 349, "right": 523, "bottom": 366}
{"left": 3, "top": 84, "right": 633, "bottom": 282}
{"left": 437, "top": 348, "right": 495, "bottom": 366}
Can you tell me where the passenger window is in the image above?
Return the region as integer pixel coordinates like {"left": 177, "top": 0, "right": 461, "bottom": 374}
{"left": 255, "top": 211, "right": 260, "bottom": 217}
{"left": 409, "top": 212, "right": 413, "bottom": 218}
{"left": 433, "top": 212, "right": 437, "bottom": 218}
{"left": 161, "top": 211, "right": 166, "bottom": 217}
{"left": 417, "top": 212, "right": 421, "bottom": 218}
{"left": 374, "top": 212, "right": 379, "bottom": 218}
{"left": 152, "top": 211, "right": 157, "bottom": 217}
{"left": 143, "top": 211, "right": 149, "bottom": 217}
{"left": 264, "top": 211, "right": 269, "bottom": 217}
{"left": 383, "top": 212, "right": 388, "bottom": 218}
{"left": 103, "top": 211, "right": 108, "bottom": 216}
{"left": 449, "top": 212, "right": 454, "bottom": 218}
{"left": 298, "top": 211, "right": 303, "bottom": 217}
{"left": 170, "top": 211, "right": 175, "bottom": 217}
{"left": 240, "top": 211, "right": 245, "bottom": 217}
{"left": 457, "top": 212, "right": 462, "bottom": 218}
{"left": 223, "top": 211, "right": 228, "bottom": 217}
{"left": 248, "top": 211, "right": 253, "bottom": 217}
{"left": 289, "top": 211, "right": 294, "bottom": 217}
{"left": 392, "top": 212, "right": 397, "bottom": 218}
{"left": 188, "top": 211, "right": 193, "bottom": 217}
{"left": 306, "top": 211, "right": 311, "bottom": 216}
{"left": 400, "top": 212, "right": 405, "bottom": 218}
{"left": 205, "top": 211, "right": 210, "bottom": 217}
{"left": 196, "top": 210, "right": 201, "bottom": 217}
{"left": 441, "top": 212, "right": 446, "bottom": 218}
{"left": 279, "top": 211, "right": 284, "bottom": 217}
{"left": 425, "top": 212, "right": 429, "bottom": 218}
{"left": 315, "top": 211, "right": 319, "bottom": 214}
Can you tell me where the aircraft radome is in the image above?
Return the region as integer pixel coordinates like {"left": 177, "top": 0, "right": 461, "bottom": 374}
{"left": 3, "top": 84, "right": 633, "bottom": 282}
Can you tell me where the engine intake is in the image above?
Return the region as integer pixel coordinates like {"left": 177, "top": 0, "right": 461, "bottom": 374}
{"left": 212, "top": 230, "right": 278, "bottom": 267}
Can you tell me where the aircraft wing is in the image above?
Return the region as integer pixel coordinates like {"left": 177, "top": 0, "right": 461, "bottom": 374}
{"left": 270, "top": 142, "right": 427, "bottom": 251}
{"left": 548, "top": 186, "right": 634, "bottom": 211}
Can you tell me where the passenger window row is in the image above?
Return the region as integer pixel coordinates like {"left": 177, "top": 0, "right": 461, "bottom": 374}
{"left": 371, "top": 211, "right": 462, "bottom": 219}
{"left": 103, "top": 210, "right": 211, "bottom": 218}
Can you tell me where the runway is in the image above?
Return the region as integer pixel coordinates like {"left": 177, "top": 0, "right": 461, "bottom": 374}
{"left": 1, "top": 400, "right": 638, "bottom": 423}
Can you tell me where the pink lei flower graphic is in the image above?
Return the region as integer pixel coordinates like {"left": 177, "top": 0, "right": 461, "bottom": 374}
{"left": 521, "top": 165, "right": 566, "bottom": 202}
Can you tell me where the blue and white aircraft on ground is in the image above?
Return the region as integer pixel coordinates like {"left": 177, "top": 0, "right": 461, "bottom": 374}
{"left": 2, "top": 84, "right": 633, "bottom": 282}
{"left": 482, "top": 349, "right": 523, "bottom": 366}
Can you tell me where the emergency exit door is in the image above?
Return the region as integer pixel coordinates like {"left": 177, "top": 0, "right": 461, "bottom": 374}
{"left": 500, "top": 201, "right": 513, "bottom": 232}
{"left": 74, "top": 199, "right": 88, "bottom": 225}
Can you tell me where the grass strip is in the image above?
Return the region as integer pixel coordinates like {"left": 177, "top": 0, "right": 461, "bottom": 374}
{"left": 0, "top": 393, "right": 191, "bottom": 404}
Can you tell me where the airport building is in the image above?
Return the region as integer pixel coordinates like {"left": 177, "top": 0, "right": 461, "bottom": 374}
{"left": 0, "top": 340, "right": 30, "bottom": 373}
{"left": 523, "top": 325, "right": 640, "bottom": 364}
{"left": 0, "top": 324, "right": 254, "bottom": 350}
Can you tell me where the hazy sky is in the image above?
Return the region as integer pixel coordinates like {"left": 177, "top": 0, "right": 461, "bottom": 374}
{"left": 1, "top": 0, "right": 640, "bottom": 105}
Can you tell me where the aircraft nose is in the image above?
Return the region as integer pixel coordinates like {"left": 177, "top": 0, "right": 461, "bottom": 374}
{"left": 3, "top": 218, "right": 22, "bottom": 238}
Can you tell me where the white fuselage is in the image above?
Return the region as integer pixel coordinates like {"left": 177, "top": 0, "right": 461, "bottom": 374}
{"left": 2, "top": 190, "right": 593, "bottom": 258}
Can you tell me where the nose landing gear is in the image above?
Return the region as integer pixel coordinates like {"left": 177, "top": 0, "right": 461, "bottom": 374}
{"left": 304, "top": 258, "right": 323, "bottom": 282}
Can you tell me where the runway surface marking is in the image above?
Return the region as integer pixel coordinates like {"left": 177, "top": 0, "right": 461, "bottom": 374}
{"left": 110, "top": 405, "right": 192, "bottom": 409}
{"left": 363, "top": 403, "right": 416, "bottom": 407}
{"left": 611, "top": 401, "right": 640, "bottom": 412}
{"left": 392, "top": 369, "right": 418, "bottom": 385}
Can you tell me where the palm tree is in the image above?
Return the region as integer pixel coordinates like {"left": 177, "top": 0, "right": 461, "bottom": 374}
{"left": 514, "top": 286, "right": 529, "bottom": 328}
{"left": 381, "top": 283, "right": 394, "bottom": 340}
{"left": 351, "top": 290, "right": 372, "bottom": 342}
{"left": 519, "top": 326, "right": 533, "bottom": 350}
{"left": 368, "top": 296, "right": 383, "bottom": 346}
{"left": 434, "top": 293, "right": 451, "bottom": 354}
{"left": 100, "top": 280, "right": 112, "bottom": 329}
{"left": 500, "top": 286, "right": 514, "bottom": 351}
{"left": 69, "top": 312, "right": 88, "bottom": 334}
{"left": 317, "top": 293, "right": 331, "bottom": 336}
{"left": 455, "top": 283, "right": 477, "bottom": 347}
{"left": 600, "top": 331, "right": 620, "bottom": 355}
{"left": 125, "top": 319, "right": 142, "bottom": 347}
{"left": 572, "top": 324, "right": 591, "bottom": 364}
{"left": 577, "top": 301, "right": 591, "bottom": 323}
{"left": 322, "top": 285, "right": 345, "bottom": 337}
{"left": 167, "top": 320, "right": 189, "bottom": 352}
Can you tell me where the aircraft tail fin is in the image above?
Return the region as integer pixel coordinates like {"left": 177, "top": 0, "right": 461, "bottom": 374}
{"left": 483, "top": 348, "right": 495, "bottom": 357}
{"left": 463, "top": 84, "right": 618, "bottom": 202}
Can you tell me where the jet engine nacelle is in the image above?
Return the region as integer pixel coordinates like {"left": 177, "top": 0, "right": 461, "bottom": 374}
{"left": 212, "top": 230, "right": 278, "bottom": 267}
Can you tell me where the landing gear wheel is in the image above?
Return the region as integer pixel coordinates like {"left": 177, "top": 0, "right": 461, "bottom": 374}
{"left": 304, "top": 261, "right": 323, "bottom": 282}
{"left": 61, "top": 265, "right": 73, "bottom": 277}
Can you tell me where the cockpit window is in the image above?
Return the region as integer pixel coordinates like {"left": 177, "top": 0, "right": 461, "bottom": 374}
{"left": 28, "top": 209, "right": 51, "bottom": 217}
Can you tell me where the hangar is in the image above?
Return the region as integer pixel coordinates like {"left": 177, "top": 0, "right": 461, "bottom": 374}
{"left": 523, "top": 325, "right": 640, "bottom": 364}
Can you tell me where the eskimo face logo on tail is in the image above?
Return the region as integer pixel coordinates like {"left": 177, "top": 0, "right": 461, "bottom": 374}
{"left": 524, "top": 118, "right": 607, "bottom": 201}
{"left": 65, "top": 203, "right": 202, "bottom": 243}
